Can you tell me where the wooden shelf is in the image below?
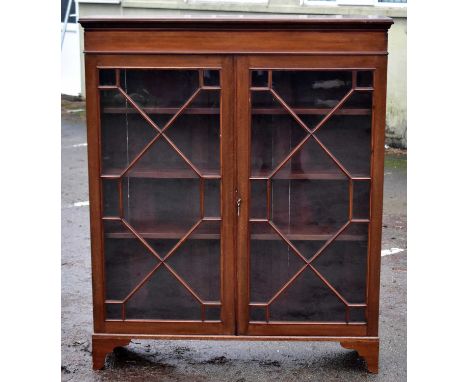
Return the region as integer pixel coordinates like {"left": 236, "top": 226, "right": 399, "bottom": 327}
{"left": 251, "top": 224, "right": 367, "bottom": 242}
{"left": 102, "top": 168, "right": 368, "bottom": 181}
{"left": 250, "top": 170, "right": 369, "bottom": 180}
{"left": 105, "top": 226, "right": 220, "bottom": 240}
{"left": 102, "top": 107, "right": 371, "bottom": 116}
{"left": 102, "top": 168, "right": 369, "bottom": 180}
{"left": 101, "top": 168, "right": 221, "bottom": 179}
{"left": 253, "top": 107, "right": 371, "bottom": 116}
{"left": 102, "top": 169, "right": 369, "bottom": 181}
{"left": 102, "top": 107, "right": 219, "bottom": 115}
{"left": 104, "top": 224, "right": 366, "bottom": 241}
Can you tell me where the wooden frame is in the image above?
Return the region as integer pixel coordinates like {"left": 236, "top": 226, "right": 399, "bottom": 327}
{"left": 86, "top": 54, "right": 237, "bottom": 336}
{"left": 80, "top": 15, "right": 392, "bottom": 373}
{"left": 236, "top": 55, "right": 388, "bottom": 339}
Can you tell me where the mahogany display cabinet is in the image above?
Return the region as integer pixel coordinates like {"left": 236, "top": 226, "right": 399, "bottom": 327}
{"left": 79, "top": 15, "right": 393, "bottom": 373}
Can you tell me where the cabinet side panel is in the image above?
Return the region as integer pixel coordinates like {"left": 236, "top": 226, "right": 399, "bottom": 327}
{"left": 367, "top": 56, "right": 388, "bottom": 336}
{"left": 85, "top": 54, "right": 106, "bottom": 332}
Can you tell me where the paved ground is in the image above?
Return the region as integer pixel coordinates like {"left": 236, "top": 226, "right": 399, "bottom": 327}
{"left": 61, "top": 99, "right": 406, "bottom": 381}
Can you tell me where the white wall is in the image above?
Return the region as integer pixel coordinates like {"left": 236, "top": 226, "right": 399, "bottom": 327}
{"left": 61, "top": 23, "right": 82, "bottom": 97}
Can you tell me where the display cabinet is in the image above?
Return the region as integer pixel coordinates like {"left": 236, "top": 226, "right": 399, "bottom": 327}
{"left": 80, "top": 15, "right": 392, "bottom": 373}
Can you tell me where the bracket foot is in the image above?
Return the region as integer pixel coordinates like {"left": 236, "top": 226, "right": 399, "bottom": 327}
{"left": 92, "top": 336, "right": 131, "bottom": 370}
{"left": 340, "top": 339, "right": 379, "bottom": 373}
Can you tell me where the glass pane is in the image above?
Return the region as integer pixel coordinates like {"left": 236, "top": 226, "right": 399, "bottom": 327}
{"left": 120, "top": 69, "right": 199, "bottom": 127}
{"left": 191, "top": 88, "right": 220, "bottom": 109}
{"left": 146, "top": 239, "right": 178, "bottom": 258}
{"left": 269, "top": 270, "right": 345, "bottom": 322}
{"left": 166, "top": 90, "right": 220, "bottom": 177}
{"left": 102, "top": 178, "right": 119, "bottom": 217}
{"left": 252, "top": 70, "right": 268, "bottom": 87}
{"left": 293, "top": 240, "right": 328, "bottom": 261}
{"left": 312, "top": 92, "right": 372, "bottom": 177}
{"left": 204, "top": 179, "right": 220, "bottom": 217}
{"left": 353, "top": 180, "right": 371, "bottom": 219}
{"left": 128, "top": 135, "right": 198, "bottom": 177}
{"left": 271, "top": 178, "right": 349, "bottom": 236}
{"left": 249, "top": 70, "right": 372, "bottom": 324}
{"left": 166, "top": 221, "right": 221, "bottom": 302}
{"left": 106, "top": 303, "right": 122, "bottom": 320}
{"left": 121, "top": 135, "right": 201, "bottom": 249}
{"left": 99, "top": 90, "right": 156, "bottom": 175}
{"left": 103, "top": 220, "right": 158, "bottom": 301}
{"left": 100, "top": 68, "right": 222, "bottom": 321}
{"left": 349, "top": 306, "right": 366, "bottom": 322}
{"left": 99, "top": 69, "right": 116, "bottom": 86}
{"left": 272, "top": 70, "right": 352, "bottom": 109}
{"left": 313, "top": 224, "right": 369, "bottom": 305}
{"left": 203, "top": 70, "right": 220, "bottom": 87}
{"left": 274, "top": 137, "right": 348, "bottom": 180}
{"left": 357, "top": 71, "right": 373, "bottom": 88}
{"left": 250, "top": 180, "right": 267, "bottom": 219}
{"left": 125, "top": 266, "right": 200, "bottom": 320}
{"left": 249, "top": 223, "right": 304, "bottom": 304}
{"left": 122, "top": 175, "right": 200, "bottom": 248}
{"left": 250, "top": 305, "right": 266, "bottom": 322}
{"left": 251, "top": 91, "right": 307, "bottom": 178}
{"left": 205, "top": 305, "right": 221, "bottom": 321}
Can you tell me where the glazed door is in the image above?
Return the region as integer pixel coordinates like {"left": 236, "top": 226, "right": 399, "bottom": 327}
{"left": 236, "top": 56, "right": 386, "bottom": 336}
{"left": 87, "top": 55, "right": 236, "bottom": 335}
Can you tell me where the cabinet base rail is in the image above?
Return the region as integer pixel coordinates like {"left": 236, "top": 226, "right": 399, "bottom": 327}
{"left": 92, "top": 333, "right": 379, "bottom": 373}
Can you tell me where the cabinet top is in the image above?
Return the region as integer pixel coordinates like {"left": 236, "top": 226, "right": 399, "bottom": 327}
{"left": 79, "top": 15, "right": 393, "bottom": 31}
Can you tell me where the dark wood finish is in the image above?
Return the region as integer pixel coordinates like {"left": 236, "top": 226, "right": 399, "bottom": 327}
{"left": 92, "top": 336, "right": 131, "bottom": 370}
{"left": 235, "top": 55, "right": 384, "bottom": 341}
{"left": 104, "top": 225, "right": 367, "bottom": 241}
{"left": 85, "top": 54, "right": 106, "bottom": 333}
{"left": 84, "top": 30, "right": 388, "bottom": 55}
{"left": 236, "top": 56, "right": 251, "bottom": 336}
{"left": 92, "top": 333, "right": 379, "bottom": 370}
{"left": 340, "top": 339, "right": 379, "bottom": 373}
{"left": 367, "top": 59, "right": 388, "bottom": 337}
{"left": 79, "top": 15, "right": 393, "bottom": 31}
{"left": 220, "top": 56, "right": 237, "bottom": 334}
{"left": 86, "top": 54, "right": 237, "bottom": 336}
{"left": 80, "top": 16, "right": 392, "bottom": 374}
{"left": 93, "top": 332, "right": 378, "bottom": 342}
